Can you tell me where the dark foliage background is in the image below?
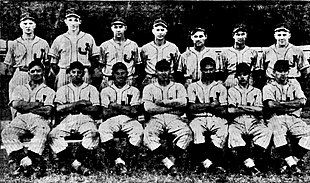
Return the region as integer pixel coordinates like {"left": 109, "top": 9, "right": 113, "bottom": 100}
{"left": 1, "top": 1, "right": 310, "bottom": 53}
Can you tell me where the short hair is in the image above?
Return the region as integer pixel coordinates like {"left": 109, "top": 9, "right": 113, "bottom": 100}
{"left": 28, "top": 60, "right": 44, "bottom": 71}
{"left": 112, "top": 62, "right": 128, "bottom": 73}
{"left": 235, "top": 63, "right": 251, "bottom": 76}
{"left": 273, "top": 60, "right": 290, "bottom": 72}
{"left": 191, "top": 27, "right": 206, "bottom": 35}
{"left": 155, "top": 59, "right": 170, "bottom": 71}
{"left": 66, "top": 61, "right": 84, "bottom": 74}
{"left": 232, "top": 23, "right": 247, "bottom": 33}
{"left": 200, "top": 57, "right": 216, "bottom": 70}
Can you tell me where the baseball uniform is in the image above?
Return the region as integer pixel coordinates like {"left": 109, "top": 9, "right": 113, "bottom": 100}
{"left": 178, "top": 47, "right": 221, "bottom": 84}
{"left": 261, "top": 43, "right": 309, "bottom": 80}
{"left": 5, "top": 36, "right": 49, "bottom": 118}
{"left": 49, "top": 31, "right": 100, "bottom": 89}
{"left": 140, "top": 41, "right": 180, "bottom": 85}
{"left": 100, "top": 39, "right": 139, "bottom": 87}
{"left": 49, "top": 82, "right": 100, "bottom": 154}
{"left": 263, "top": 80, "right": 310, "bottom": 149}
{"left": 142, "top": 81, "right": 192, "bottom": 151}
{"left": 99, "top": 84, "right": 143, "bottom": 146}
{"left": 1, "top": 83, "right": 55, "bottom": 156}
{"left": 188, "top": 80, "right": 228, "bottom": 148}
{"left": 228, "top": 85, "right": 271, "bottom": 149}
{"left": 221, "top": 46, "right": 259, "bottom": 87}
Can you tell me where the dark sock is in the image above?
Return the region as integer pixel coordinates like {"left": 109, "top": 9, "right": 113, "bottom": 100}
{"left": 152, "top": 145, "right": 168, "bottom": 161}
{"left": 192, "top": 143, "right": 208, "bottom": 164}
{"left": 276, "top": 145, "right": 292, "bottom": 159}
{"left": 207, "top": 143, "right": 224, "bottom": 167}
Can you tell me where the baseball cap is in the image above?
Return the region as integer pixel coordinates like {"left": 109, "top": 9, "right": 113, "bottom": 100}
{"left": 20, "top": 12, "right": 35, "bottom": 22}
{"left": 191, "top": 27, "right": 206, "bottom": 35}
{"left": 155, "top": 59, "right": 170, "bottom": 71}
{"left": 235, "top": 63, "right": 251, "bottom": 76}
{"left": 273, "top": 60, "right": 290, "bottom": 72}
{"left": 274, "top": 23, "right": 290, "bottom": 32}
{"left": 153, "top": 18, "right": 167, "bottom": 28}
{"left": 232, "top": 23, "right": 247, "bottom": 33}
{"left": 112, "top": 62, "right": 128, "bottom": 73}
{"left": 28, "top": 60, "right": 44, "bottom": 71}
{"left": 111, "top": 17, "right": 126, "bottom": 26}
{"left": 200, "top": 57, "right": 216, "bottom": 70}
{"left": 66, "top": 61, "right": 84, "bottom": 74}
{"left": 65, "top": 8, "right": 80, "bottom": 19}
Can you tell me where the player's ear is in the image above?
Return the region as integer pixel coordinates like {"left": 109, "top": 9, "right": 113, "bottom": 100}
{"left": 124, "top": 25, "right": 127, "bottom": 31}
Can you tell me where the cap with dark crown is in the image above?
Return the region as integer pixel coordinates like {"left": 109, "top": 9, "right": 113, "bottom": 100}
{"left": 232, "top": 23, "right": 247, "bottom": 33}
{"left": 274, "top": 23, "right": 290, "bottom": 33}
{"left": 28, "top": 60, "right": 44, "bottom": 71}
{"left": 191, "top": 27, "right": 206, "bottom": 35}
{"left": 155, "top": 59, "right": 170, "bottom": 71}
{"left": 153, "top": 18, "right": 167, "bottom": 28}
{"left": 200, "top": 57, "right": 216, "bottom": 70}
{"left": 65, "top": 8, "right": 80, "bottom": 19}
{"left": 111, "top": 17, "right": 126, "bottom": 26}
{"left": 20, "top": 12, "right": 36, "bottom": 22}
{"left": 274, "top": 60, "right": 290, "bottom": 72}
{"left": 66, "top": 61, "right": 84, "bottom": 74}
{"left": 236, "top": 63, "right": 251, "bottom": 76}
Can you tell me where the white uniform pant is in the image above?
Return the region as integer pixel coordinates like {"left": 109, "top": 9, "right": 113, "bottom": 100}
{"left": 49, "top": 114, "right": 99, "bottom": 154}
{"left": 143, "top": 113, "right": 192, "bottom": 151}
{"left": 190, "top": 116, "right": 228, "bottom": 148}
{"left": 228, "top": 115, "right": 272, "bottom": 149}
{"left": 1, "top": 113, "right": 50, "bottom": 156}
{"left": 98, "top": 115, "right": 143, "bottom": 146}
{"left": 268, "top": 114, "right": 310, "bottom": 149}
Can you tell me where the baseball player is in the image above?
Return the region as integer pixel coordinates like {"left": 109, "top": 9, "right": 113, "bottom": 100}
{"left": 99, "top": 17, "right": 139, "bottom": 89}
{"left": 142, "top": 60, "right": 192, "bottom": 176}
{"left": 263, "top": 60, "right": 310, "bottom": 175}
{"left": 98, "top": 62, "right": 143, "bottom": 175}
{"left": 49, "top": 8, "right": 100, "bottom": 89}
{"left": 4, "top": 12, "right": 49, "bottom": 119}
{"left": 178, "top": 27, "right": 221, "bottom": 88}
{"left": 221, "top": 24, "right": 260, "bottom": 88}
{"left": 139, "top": 18, "right": 180, "bottom": 87}
{"left": 260, "top": 23, "right": 310, "bottom": 86}
{"left": 187, "top": 57, "right": 228, "bottom": 173}
{"left": 227, "top": 63, "right": 272, "bottom": 175}
{"left": 49, "top": 61, "right": 100, "bottom": 175}
{"left": 1, "top": 60, "right": 55, "bottom": 177}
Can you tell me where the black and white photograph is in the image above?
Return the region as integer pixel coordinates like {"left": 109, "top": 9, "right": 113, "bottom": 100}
{"left": 1, "top": 0, "right": 310, "bottom": 182}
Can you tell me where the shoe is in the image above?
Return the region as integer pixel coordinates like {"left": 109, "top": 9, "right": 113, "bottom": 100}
{"left": 168, "top": 165, "right": 178, "bottom": 176}
{"left": 245, "top": 166, "right": 261, "bottom": 176}
{"left": 12, "top": 166, "right": 23, "bottom": 177}
{"left": 115, "top": 163, "right": 127, "bottom": 175}
{"left": 59, "top": 164, "right": 70, "bottom": 175}
{"left": 79, "top": 164, "right": 91, "bottom": 176}
{"left": 279, "top": 165, "right": 289, "bottom": 174}
{"left": 290, "top": 165, "right": 302, "bottom": 176}
{"left": 208, "top": 164, "right": 226, "bottom": 174}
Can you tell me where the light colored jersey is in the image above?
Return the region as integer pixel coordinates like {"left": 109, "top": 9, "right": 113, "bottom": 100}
{"left": 100, "top": 84, "right": 140, "bottom": 107}
{"left": 178, "top": 47, "right": 221, "bottom": 81}
{"left": 228, "top": 85, "right": 262, "bottom": 107}
{"left": 263, "top": 80, "right": 306, "bottom": 117}
{"left": 221, "top": 46, "right": 259, "bottom": 75}
{"left": 49, "top": 31, "right": 99, "bottom": 68}
{"left": 261, "top": 43, "right": 309, "bottom": 78}
{"left": 4, "top": 36, "right": 49, "bottom": 67}
{"left": 100, "top": 39, "right": 138, "bottom": 77}
{"left": 140, "top": 41, "right": 180, "bottom": 75}
{"left": 55, "top": 82, "right": 100, "bottom": 106}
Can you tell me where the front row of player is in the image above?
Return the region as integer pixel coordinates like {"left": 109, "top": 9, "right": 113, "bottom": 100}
{"left": 2, "top": 57, "right": 310, "bottom": 177}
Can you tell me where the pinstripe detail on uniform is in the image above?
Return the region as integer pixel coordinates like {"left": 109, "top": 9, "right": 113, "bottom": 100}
{"left": 228, "top": 85, "right": 262, "bottom": 107}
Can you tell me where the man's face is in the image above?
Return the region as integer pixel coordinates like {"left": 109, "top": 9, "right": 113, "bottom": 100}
{"left": 70, "top": 68, "right": 84, "bottom": 83}
{"left": 274, "top": 31, "right": 291, "bottom": 47}
{"left": 113, "top": 68, "right": 128, "bottom": 85}
{"left": 233, "top": 31, "right": 247, "bottom": 45}
{"left": 29, "top": 65, "right": 43, "bottom": 82}
{"left": 156, "top": 69, "right": 170, "bottom": 82}
{"left": 237, "top": 72, "right": 250, "bottom": 85}
{"left": 65, "top": 16, "right": 81, "bottom": 32}
{"left": 20, "top": 19, "right": 36, "bottom": 34}
{"left": 111, "top": 24, "right": 127, "bottom": 38}
{"left": 201, "top": 64, "right": 215, "bottom": 79}
{"left": 274, "top": 69, "right": 289, "bottom": 84}
{"left": 191, "top": 31, "right": 206, "bottom": 48}
{"left": 152, "top": 25, "right": 167, "bottom": 40}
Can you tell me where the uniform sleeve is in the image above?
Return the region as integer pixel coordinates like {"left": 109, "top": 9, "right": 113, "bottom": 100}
{"left": 55, "top": 86, "right": 67, "bottom": 104}
{"left": 100, "top": 88, "right": 110, "bottom": 108}
{"left": 43, "top": 41, "right": 50, "bottom": 63}
{"left": 262, "top": 84, "right": 275, "bottom": 102}
{"left": 4, "top": 41, "right": 15, "bottom": 66}
{"left": 49, "top": 37, "right": 61, "bottom": 63}
{"left": 139, "top": 45, "right": 147, "bottom": 65}
{"left": 130, "top": 87, "right": 140, "bottom": 106}
{"left": 44, "top": 89, "right": 56, "bottom": 107}
{"left": 294, "top": 84, "right": 306, "bottom": 100}
{"left": 177, "top": 52, "right": 186, "bottom": 74}
{"left": 228, "top": 88, "right": 237, "bottom": 106}
{"left": 132, "top": 42, "right": 139, "bottom": 65}
{"left": 253, "top": 89, "right": 263, "bottom": 107}
{"left": 220, "top": 51, "right": 228, "bottom": 71}
{"left": 177, "top": 83, "right": 187, "bottom": 99}
{"left": 90, "top": 36, "right": 100, "bottom": 57}
{"left": 296, "top": 48, "right": 310, "bottom": 71}
{"left": 251, "top": 50, "right": 260, "bottom": 71}
{"left": 142, "top": 85, "right": 153, "bottom": 103}
{"left": 9, "top": 86, "right": 25, "bottom": 106}
{"left": 219, "top": 85, "right": 228, "bottom": 105}
{"left": 89, "top": 86, "right": 100, "bottom": 106}
{"left": 187, "top": 83, "right": 196, "bottom": 103}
